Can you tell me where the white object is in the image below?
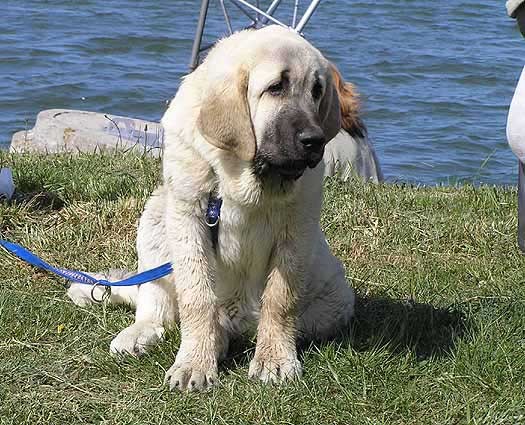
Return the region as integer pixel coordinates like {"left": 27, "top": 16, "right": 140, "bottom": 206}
{"left": 507, "top": 67, "right": 525, "bottom": 162}
{"left": 324, "top": 130, "right": 383, "bottom": 183}
{"left": 0, "top": 168, "right": 15, "bottom": 200}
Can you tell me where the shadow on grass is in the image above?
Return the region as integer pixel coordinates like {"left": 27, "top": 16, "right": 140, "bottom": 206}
{"left": 351, "top": 296, "right": 468, "bottom": 360}
{"left": 10, "top": 191, "right": 64, "bottom": 210}
{"left": 222, "top": 295, "right": 468, "bottom": 370}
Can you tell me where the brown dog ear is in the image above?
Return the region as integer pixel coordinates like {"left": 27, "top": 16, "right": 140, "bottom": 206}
{"left": 329, "top": 63, "right": 366, "bottom": 138}
{"left": 319, "top": 70, "right": 342, "bottom": 143}
{"left": 197, "top": 67, "right": 256, "bottom": 162}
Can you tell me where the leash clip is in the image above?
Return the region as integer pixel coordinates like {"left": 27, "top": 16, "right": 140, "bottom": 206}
{"left": 205, "top": 192, "right": 223, "bottom": 250}
{"left": 205, "top": 193, "right": 223, "bottom": 228}
{"left": 205, "top": 215, "right": 220, "bottom": 227}
{"left": 90, "top": 282, "right": 112, "bottom": 303}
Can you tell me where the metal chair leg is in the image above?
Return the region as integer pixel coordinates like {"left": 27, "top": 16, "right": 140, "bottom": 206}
{"left": 518, "top": 160, "right": 525, "bottom": 253}
{"left": 189, "top": 0, "right": 210, "bottom": 72}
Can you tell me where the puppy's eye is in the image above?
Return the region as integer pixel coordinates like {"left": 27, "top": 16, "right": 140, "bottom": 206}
{"left": 267, "top": 81, "right": 284, "bottom": 96}
{"left": 312, "top": 81, "right": 323, "bottom": 100}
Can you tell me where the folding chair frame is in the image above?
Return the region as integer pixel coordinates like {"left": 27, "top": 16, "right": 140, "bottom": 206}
{"left": 189, "top": 0, "right": 322, "bottom": 71}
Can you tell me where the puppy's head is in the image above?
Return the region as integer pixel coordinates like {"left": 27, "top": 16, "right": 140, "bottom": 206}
{"left": 197, "top": 26, "right": 341, "bottom": 183}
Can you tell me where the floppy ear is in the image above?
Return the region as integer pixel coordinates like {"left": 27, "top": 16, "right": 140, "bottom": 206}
{"left": 319, "top": 71, "right": 342, "bottom": 143}
{"left": 197, "top": 67, "right": 256, "bottom": 162}
{"left": 329, "top": 63, "right": 366, "bottom": 138}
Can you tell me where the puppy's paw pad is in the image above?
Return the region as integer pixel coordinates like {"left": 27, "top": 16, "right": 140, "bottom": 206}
{"left": 110, "top": 324, "right": 164, "bottom": 356}
{"left": 164, "top": 362, "right": 218, "bottom": 392}
{"left": 248, "top": 356, "right": 302, "bottom": 384}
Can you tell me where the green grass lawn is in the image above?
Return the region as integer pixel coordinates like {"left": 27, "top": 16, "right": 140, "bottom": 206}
{"left": 1, "top": 152, "right": 524, "bottom": 424}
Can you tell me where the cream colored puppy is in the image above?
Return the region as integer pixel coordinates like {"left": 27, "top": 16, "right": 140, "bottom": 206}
{"left": 68, "top": 25, "right": 355, "bottom": 391}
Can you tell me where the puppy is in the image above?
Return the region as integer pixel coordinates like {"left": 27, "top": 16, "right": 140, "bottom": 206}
{"left": 68, "top": 25, "right": 355, "bottom": 391}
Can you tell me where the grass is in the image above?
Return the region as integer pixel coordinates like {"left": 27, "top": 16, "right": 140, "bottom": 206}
{"left": 1, "top": 151, "right": 524, "bottom": 424}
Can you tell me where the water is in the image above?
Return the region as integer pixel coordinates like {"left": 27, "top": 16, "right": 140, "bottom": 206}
{"left": 1, "top": 0, "right": 524, "bottom": 186}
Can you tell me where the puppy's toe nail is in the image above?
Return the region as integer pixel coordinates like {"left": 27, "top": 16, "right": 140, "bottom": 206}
{"left": 248, "top": 360, "right": 262, "bottom": 379}
{"left": 163, "top": 374, "right": 171, "bottom": 386}
{"left": 279, "top": 359, "right": 302, "bottom": 382}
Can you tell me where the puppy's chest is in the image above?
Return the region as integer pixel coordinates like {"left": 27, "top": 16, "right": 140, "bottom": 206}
{"left": 213, "top": 203, "right": 284, "bottom": 317}
{"left": 216, "top": 203, "right": 278, "bottom": 275}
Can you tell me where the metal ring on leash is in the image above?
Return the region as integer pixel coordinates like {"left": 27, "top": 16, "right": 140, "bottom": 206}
{"left": 90, "top": 282, "right": 111, "bottom": 303}
{"left": 205, "top": 216, "right": 220, "bottom": 227}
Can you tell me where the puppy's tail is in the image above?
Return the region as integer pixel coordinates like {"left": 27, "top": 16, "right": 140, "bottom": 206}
{"left": 66, "top": 269, "right": 140, "bottom": 308}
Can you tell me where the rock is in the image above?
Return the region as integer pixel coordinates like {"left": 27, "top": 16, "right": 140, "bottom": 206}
{"left": 10, "top": 109, "right": 164, "bottom": 156}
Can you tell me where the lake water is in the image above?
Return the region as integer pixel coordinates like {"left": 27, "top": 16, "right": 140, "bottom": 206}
{"left": 1, "top": 0, "right": 524, "bottom": 185}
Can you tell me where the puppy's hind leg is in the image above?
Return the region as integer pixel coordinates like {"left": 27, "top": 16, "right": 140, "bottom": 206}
{"left": 109, "top": 184, "right": 177, "bottom": 356}
{"left": 67, "top": 269, "right": 139, "bottom": 308}
{"left": 110, "top": 275, "right": 178, "bottom": 356}
{"left": 297, "top": 274, "right": 355, "bottom": 345}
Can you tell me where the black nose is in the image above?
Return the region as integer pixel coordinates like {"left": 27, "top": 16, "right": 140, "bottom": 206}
{"left": 297, "top": 128, "right": 325, "bottom": 152}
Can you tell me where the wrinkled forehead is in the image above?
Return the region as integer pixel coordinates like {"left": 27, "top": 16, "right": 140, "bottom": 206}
{"left": 246, "top": 30, "right": 329, "bottom": 87}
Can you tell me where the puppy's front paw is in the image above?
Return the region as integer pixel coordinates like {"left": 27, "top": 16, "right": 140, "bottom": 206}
{"left": 110, "top": 323, "right": 165, "bottom": 356}
{"left": 164, "top": 361, "right": 218, "bottom": 392}
{"left": 248, "top": 350, "right": 302, "bottom": 384}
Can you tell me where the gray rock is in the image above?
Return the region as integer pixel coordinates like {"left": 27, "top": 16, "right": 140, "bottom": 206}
{"left": 10, "top": 109, "right": 164, "bottom": 156}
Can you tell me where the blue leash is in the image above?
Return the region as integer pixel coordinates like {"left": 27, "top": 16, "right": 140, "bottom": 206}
{"left": 0, "top": 239, "right": 173, "bottom": 287}
{"left": 0, "top": 194, "right": 222, "bottom": 288}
